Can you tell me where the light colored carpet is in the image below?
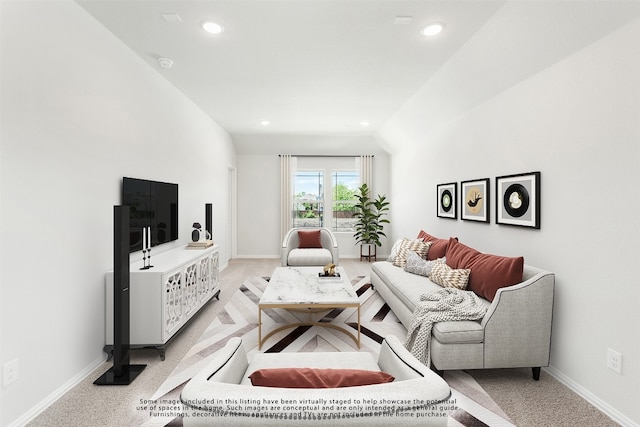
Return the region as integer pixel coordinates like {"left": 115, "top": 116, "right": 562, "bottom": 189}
{"left": 140, "top": 274, "right": 514, "bottom": 426}
{"left": 27, "top": 259, "right": 617, "bottom": 427}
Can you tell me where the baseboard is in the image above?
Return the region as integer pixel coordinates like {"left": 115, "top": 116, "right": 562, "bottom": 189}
{"left": 544, "top": 366, "right": 638, "bottom": 427}
{"left": 234, "top": 255, "right": 280, "bottom": 259}
{"left": 232, "top": 255, "right": 390, "bottom": 260}
{"left": 8, "top": 354, "right": 107, "bottom": 427}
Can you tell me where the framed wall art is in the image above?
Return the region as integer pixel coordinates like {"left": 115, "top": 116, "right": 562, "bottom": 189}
{"left": 461, "top": 178, "right": 490, "bottom": 223}
{"left": 436, "top": 182, "right": 457, "bottom": 219}
{"left": 496, "top": 171, "right": 540, "bottom": 229}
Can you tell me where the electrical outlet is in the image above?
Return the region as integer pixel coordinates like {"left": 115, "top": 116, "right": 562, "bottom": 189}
{"left": 3, "top": 359, "right": 19, "bottom": 387}
{"left": 607, "top": 348, "right": 622, "bottom": 374}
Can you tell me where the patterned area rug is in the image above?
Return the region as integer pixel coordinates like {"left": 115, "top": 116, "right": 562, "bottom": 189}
{"left": 139, "top": 276, "right": 514, "bottom": 427}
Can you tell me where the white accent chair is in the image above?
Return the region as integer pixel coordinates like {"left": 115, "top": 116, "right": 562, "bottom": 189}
{"left": 180, "top": 335, "right": 452, "bottom": 425}
{"left": 281, "top": 227, "right": 339, "bottom": 267}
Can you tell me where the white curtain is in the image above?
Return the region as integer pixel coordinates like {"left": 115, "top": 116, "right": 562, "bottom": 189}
{"left": 280, "top": 155, "right": 293, "bottom": 243}
{"left": 360, "top": 155, "right": 373, "bottom": 190}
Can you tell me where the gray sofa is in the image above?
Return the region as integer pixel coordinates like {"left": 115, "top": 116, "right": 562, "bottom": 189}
{"left": 371, "top": 259, "right": 555, "bottom": 380}
{"left": 180, "top": 335, "right": 452, "bottom": 425}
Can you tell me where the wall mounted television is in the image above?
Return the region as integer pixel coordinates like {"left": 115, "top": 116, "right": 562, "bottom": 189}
{"left": 122, "top": 177, "right": 178, "bottom": 253}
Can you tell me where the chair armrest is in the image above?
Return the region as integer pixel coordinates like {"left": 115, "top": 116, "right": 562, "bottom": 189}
{"left": 377, "top": 335, "right": 440, "bottom": 381}
{"left": 188, "top": 337, "right": 248, "bottom": 385}
{"left": 281, "top": 228, "right": 297, "bottom": 249}
{"left": 319, "top": 228, "right": 339, "bottom": 265}
{"left": 281, "top": 228, "right": 298, "bottom": 266}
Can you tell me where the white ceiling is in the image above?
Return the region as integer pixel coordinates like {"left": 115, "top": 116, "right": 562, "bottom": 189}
{"left": 76, "top": 0, "right": 507, "bottom": 144}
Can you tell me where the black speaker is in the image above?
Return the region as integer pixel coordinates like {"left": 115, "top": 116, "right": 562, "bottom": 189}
{"left": 95, "top": 205, "right": 146, "bottom": 385}
{"left": 205, "top": 203, "right": 213, "bottom": 239}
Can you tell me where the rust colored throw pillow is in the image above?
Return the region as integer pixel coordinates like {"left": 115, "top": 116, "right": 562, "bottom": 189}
{"left": 417, "top": 230, "right": 455, "bottom": 260}
{"left": 445, "top": 238, "right": 524, "bottom": 302}
{"left": 298, "top": 230, "right": 322, "bottom": 248}
{"left": 249, "top": 368, "right": 394, "bottom": 388}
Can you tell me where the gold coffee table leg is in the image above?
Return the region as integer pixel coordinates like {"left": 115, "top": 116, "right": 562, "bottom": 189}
{"left": 257, "top": 303, "right": 361, "bottom": 350}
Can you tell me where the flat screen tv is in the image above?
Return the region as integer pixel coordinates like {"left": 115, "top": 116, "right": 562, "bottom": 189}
{"left": 122, "top": 177, "right": 178, "bottom": 253}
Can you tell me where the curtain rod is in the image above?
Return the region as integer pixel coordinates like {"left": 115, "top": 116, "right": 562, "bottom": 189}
{"left": 278, "top": 154, "right": 374, "bottom": 158}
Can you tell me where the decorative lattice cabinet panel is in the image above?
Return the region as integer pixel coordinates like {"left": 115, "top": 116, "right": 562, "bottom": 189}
{"left": 105, "top": 245, "right": 220, "bottom": 359}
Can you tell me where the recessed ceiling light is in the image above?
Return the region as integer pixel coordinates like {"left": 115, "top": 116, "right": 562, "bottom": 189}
{"left": 260, "top": 120, "right": 270, "bottom": 126}
{"left": 202, "top": 21, "right": 224, "bottom": 34}
{"left": 360, "top": 121, "right": 371, "bottom": 127}
{"left": 421, "top": 23, "right": 444, "bottom": 37}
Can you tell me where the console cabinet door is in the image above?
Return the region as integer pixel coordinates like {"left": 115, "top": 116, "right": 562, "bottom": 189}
{"left": 163, "top": 269, "right": 184, "bottom": 340}
{"left": 198, "top": 250, "right": 220, "bottom": 303}
{"left": 211, "top": 250, "right": 220, "bottom": 290}
{"left": 198, "top": 254, "right": 212, "bottom": 303}
{"left": 182, "top": 261, "right": 200, "bottom": 317}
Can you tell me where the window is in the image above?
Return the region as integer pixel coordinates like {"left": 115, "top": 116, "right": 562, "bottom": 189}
{"left": 293, "top": 171, "right": 324, "bottom": 228}
{"left": 332, "top": 171, "right": 359, "bottom": 232}
{"left": 291, "top": 166, "right": 360, "bottom": 232}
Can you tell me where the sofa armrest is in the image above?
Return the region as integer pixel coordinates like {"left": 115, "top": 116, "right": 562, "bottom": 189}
{"left": 481, "top": 268, "right": 555, "bottom": 368}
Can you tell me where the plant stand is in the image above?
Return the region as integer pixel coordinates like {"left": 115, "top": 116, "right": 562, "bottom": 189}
{"left": 360, "top": 243, "right": 377, "bottom": 262}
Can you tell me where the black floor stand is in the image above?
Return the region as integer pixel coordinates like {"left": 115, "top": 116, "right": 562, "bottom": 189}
{"left": 95, "top": 205, "right": 146, "bottom": 385}
{"left": 94, "top": 364, "right": 146, "bottom": 386}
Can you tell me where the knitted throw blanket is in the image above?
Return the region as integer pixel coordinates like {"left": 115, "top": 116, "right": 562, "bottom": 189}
{"left": 404, "top": 288, "right": 488, "bottom": 366}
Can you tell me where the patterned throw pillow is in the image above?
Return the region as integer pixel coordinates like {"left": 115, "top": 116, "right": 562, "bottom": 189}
{"left": 404, "top": 251, "right": 444, "bottom": 277}
{"left": 428, "top": 260, "right": 471, "bottom": 290}
{"left": 392, "top": 239, "right": 432, "bottom": 267}
{"left": 387, "top": 239, "right": 404, "bottom": 261}
{"left": 387, "top": 238, "right": 426, "bottom": 261}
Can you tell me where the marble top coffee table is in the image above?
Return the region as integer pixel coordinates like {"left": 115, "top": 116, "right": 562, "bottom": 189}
{"left": 258, "top": 266, "right": 361, "bottom": 349}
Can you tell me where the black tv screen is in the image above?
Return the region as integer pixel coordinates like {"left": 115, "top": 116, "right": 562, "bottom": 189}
{"left": 122, "top": 177, "right": 178, "bottom": 253}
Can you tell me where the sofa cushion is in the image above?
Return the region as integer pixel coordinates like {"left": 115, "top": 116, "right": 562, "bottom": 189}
{"left": 371, "top": 261, "right": 442, "bottom": 312}
{"left": 392, "top": 238, "right": 432, "bottom": 267}
{"left": 287, "top": 248, "right": 333, "bottom": 266}
{"left": 248, "top": 368, "right": 394, "bottom": 388}
{"left": 404, "top": 251, "right": 443, "bottom": 277}
{"left": 298, "top": 229, "right": 322, "bottom": 248}
{"left": 432, "top": 320, "right": 484, "bottom": 344}
{"left": 445, "top": 238, "right": 524, "bottom": 301}
{"left": 429, "top": 260, "right": 470, "bottom": 290}
{"left": 417, "top": 230, "right": 454, "bottom": 260}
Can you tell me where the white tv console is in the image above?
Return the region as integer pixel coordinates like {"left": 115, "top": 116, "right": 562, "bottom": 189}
{"left": 105, "top": 244, "right": 220, "bottom": 360}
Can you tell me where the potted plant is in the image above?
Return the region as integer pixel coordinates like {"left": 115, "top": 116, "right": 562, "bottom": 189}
{"left": 353, "top": 183, "right": 390, "bottom": 259}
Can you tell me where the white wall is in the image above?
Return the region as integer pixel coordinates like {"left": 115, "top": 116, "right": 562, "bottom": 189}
{"left": 379, "top": 8, "right": 640, "bottom": 427}
{"left": 236, "top": 149, "right": 391, "bottom": 259}
{"left": 0, "top": 2, "right": 236, "bottom": 425}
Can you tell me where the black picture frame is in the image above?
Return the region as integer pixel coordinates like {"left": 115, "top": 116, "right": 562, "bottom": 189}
{"left": 436, "top": 182, "right": 457, "bottom": 219}
{"left": 496, "top": 171, "right": 541, "bottom": 229}
{"left": 461, "top": 178, "right": 490, "bottom": 223}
